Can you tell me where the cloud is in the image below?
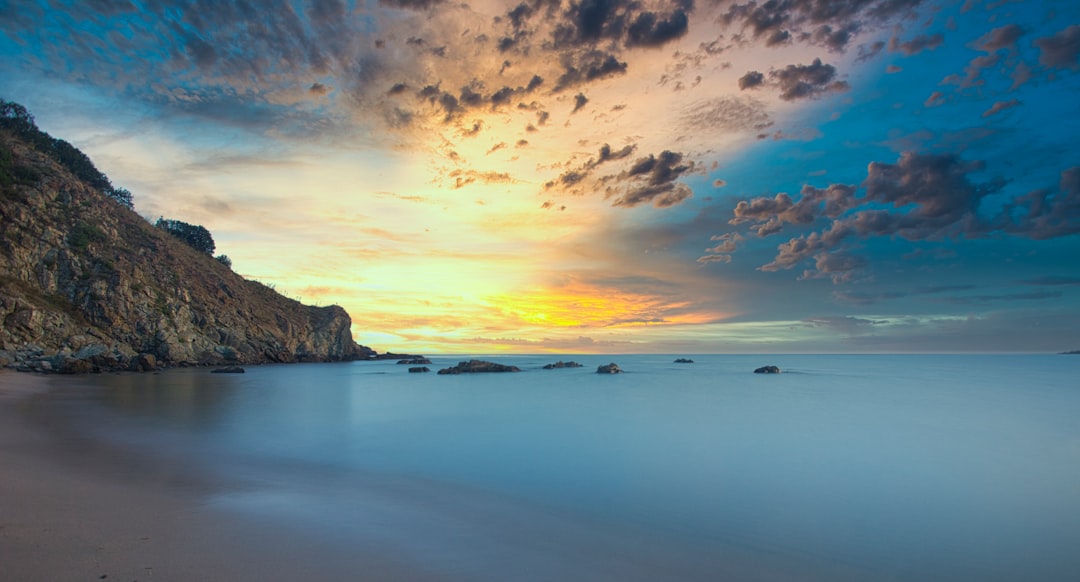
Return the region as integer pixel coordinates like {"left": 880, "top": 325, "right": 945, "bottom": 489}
{"left": 981, "top": 99, "right": 1020, "bottom": 118}
{"left": 889, "top": 33, "right": 944, "bottom": 55}
{"left": 545, "top": 142, "right": 637, "bottom": 191}
{"left": 738, "top": 70, "right": 765, "bottom": 89}
{"left": 553, "top": 49, "right": 629, "bottom": 91}
{"left": 717, "top": 151, "right": 1025, "bottom": 278}
{"left": 1034, "top": 25, "right": 1080, "bottom": 70}
{"left": 572, "top": 92, "right": 589, "bottom": 113}
{"left": 974, "top": 23, "right": 1023, "bottom": 52}
{"left": 770, "top": 58, "right": 849, "bottom": 101}
{"left": 609, "top": 150, "right": 696, "bottom": 208}
{"left": 720, "top": 0, "right": 925, "bottom": 52}
{"left": 679, "top": 95, "right": 771, "bottom": 134}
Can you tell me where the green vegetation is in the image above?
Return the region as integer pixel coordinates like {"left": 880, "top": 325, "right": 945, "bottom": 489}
{"left": 68, "top": 222, "right": 106, "bottom": 249}
{"left": 215, "top": 254, "right": 232, "bottom": 268}
{"left": 1, "top": 98, "right": 133, "bottom": 209}
{"left": 156, "top": 217, "right": 216, "bottom": 255}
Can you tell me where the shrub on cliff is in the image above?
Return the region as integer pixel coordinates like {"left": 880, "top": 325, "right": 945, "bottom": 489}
{"left": 156, "top": 217, "right": 216, "bottom": 255}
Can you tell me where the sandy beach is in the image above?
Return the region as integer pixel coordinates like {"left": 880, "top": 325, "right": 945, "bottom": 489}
{"left": 0, "top": 370, "right": 431, "bottom": 582}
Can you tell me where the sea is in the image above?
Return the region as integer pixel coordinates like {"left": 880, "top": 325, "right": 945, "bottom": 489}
{"left": 19, "top": 354, "right": 1080, "bottom": 581}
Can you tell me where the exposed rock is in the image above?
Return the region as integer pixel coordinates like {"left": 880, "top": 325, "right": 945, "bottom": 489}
{"left": 408, "top": 366, "right": 430, "bottom": 373}
{"left": 674, "top": 358, "right": 694, "bottom": 363}
{"left": 437, "top": 360, "right": 521, "bottom": 375}
{"left": 754, "top": 365, "right": 781, "bottom": 374}
{"left": 397, "top": 358, "right": 432, "bottom": 365}
{"left": 1, "top": 125, "right": 364, "bottom": 372}
{"left": 211, "top": 366, "right": 245, "bottom": 374}
{"left": 131, "top": 353, "right": 157, "bottom": 372}
{"left": 596, "top": 363, "right": 622, "bottom": 374}
{"left": 542, "top": 361, "right": 583, "bottom": 369}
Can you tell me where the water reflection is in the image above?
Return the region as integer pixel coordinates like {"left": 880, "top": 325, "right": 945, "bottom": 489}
{"left": 87, "top": 368, "right": 245, "bottom": 429}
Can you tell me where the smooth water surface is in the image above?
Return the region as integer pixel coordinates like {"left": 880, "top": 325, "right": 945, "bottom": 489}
{"left": 29, "top": 355, "right": 1080, "bottom": 581}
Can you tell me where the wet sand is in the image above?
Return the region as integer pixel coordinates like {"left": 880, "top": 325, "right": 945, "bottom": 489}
{"left": 0, "top": 371, "right": 432, "bottom": 582}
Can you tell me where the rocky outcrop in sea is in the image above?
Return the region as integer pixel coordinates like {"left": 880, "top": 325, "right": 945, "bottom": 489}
{"left": 437, "top": 360, "right": 521, "bottom": 374}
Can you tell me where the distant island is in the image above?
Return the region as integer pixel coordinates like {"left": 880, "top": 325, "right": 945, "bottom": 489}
{"left": 1062, "top": 350, "right": 1080, "bottom": 355}
{"left": 0, "top": 99, "right": 376, "bottom": 373}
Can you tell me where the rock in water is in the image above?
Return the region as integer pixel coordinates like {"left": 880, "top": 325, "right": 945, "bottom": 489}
{"left": 542, "top": 361, "right": 583, "bottom": 369}
{"left": 674, "top": 358, "right": 694, "bottom": 363}
{"left": 397, "top": 358, "right": 432, "bottom": 365}
{"left": 596, "top": 363, "right": 622, "bottom": 374}
{"left": 408, "top": 366, "right": 430, "bottom": 373}
{"left": 437, "top": 360, "right": 521, "bottom": 374}
{"left": 212, "top": 366, "right": 245, "bottom": 374}
{"left": 754, "top": 365, "right": 781, "bottom": 374}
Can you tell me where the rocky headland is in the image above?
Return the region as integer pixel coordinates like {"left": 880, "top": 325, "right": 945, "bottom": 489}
{"left": 1, "top": 107, "right": 368, "bottom": 372}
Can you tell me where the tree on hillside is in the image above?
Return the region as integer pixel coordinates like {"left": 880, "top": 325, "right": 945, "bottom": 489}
{"left": 156, "top": 217, "right": 216, "bottom": 255}
{"left": 1, "top": 98, "right": 134, "bottom": 209}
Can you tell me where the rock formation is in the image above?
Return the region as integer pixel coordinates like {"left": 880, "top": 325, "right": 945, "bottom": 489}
{"left": 596, "top": 363, "right": 621, "bottom": 374}
{"left": 674, "top": 358, "right": 694, "bottom": 363}
{"left": 436, "top": 360, "right": 521, "bottom": 374}
{"left": 754, "top": 365, "right": 781, "bottom": 374}
{"left": 1, "top": 123, "right": 363, "bottom": 371}
{"left": 542, "top": 361, "right": 583, "bottom": 369}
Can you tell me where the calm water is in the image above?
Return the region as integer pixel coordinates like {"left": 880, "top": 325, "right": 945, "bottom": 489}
{"left": 27, "top": 355, "right": 1080, "bottom": 581}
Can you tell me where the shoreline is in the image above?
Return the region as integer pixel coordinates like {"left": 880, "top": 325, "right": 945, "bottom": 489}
{"left": 0, "top": 370, "right": 432, "bottom": 581}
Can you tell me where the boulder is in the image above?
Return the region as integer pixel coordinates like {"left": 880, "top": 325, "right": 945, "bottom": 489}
{"left": 437, "top": 360, "right": 521, "bottom": 375}
{"left": 408, "top": 366, "right": 430, "bottom": 373}
{"left": 542, "top": 361, "right": 583, "bottom": 369}
{"left": 754, "top": 365, "right": 781, "bottom": 374}
{"left": 131, "top": 353, "right": 157, "bottom": 372}
{"left": 596, "top": 363, "right": 621, "bottom": 374}
{"left": 211, "top": 366, "right": 246, "bottom": 374}
{"left": 674, "top": 358, "right": 694, "bottom": 363}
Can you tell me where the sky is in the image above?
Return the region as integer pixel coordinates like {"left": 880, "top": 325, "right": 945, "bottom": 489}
{"left": 1, "top": 0, "right": 1078, "bottom": 354}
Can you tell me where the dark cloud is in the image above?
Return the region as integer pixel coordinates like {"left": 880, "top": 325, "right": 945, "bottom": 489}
{"left": 730, "top": 184, "right": 858, "bottom": 236}
{"left": 545, "top": 143, "right": 636, "bottom": 190}
{"left": 554, "top": 50, "right": 629, "bottom": 91}
{"left": 981, "top": 99, "right": 1020, "bottom": 118}
{"left": 717, "top": 152, "right": 1016, "bottom": 277}
{"left": 387, "top": 82, "right": 409, "bottom": 95}
{"left": 770, "top": 58, "right": 849, "bottom": 101}
{"left": 308, "top": 82, "right": 331, "bottom": 96}
{"left": 610, "top": 150, "right": 695, "bottom": 208}
{"left": 1003, "top": 167, "right": 1080, "bottom": 239}
{"left": 889, "top": 33, "right": 944, "bottom": 55}
{"left": 1034, "top": 25, "right": 1080, "bottom": 70}
{"left": 626, "top": 9, "right": 691, "bottom": 48}
{"left": 974, "top": 23, "right": 1023, "bottom": 52}
{"left": 551, "top": 0, "right": 693, "bottom": 50}
{"left": 716, "top": 156, "right": 1080, "bottom": 280}
{"left": 721, "top": 0, "right": 925, "bottom": 52}
{"left": 942, "top": 53, "right": 1000, "bottom": 88}
{"left": 572, "top": 92, "right": 589, "bottom": 113}
{"left": 738, "top": 70, "right": 765, "bottom": 89}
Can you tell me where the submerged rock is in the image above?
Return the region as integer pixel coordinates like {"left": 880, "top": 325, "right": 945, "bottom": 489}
{"left": 596, "top": 363, "right": 622, "bottom": 374}
{"left": 754, "top": 365, "right": 781, "bottom": 374}
{"left": 674, "top": 358, "right": 694, "bottom": 364}
{"left": 542, "top": 361, "right": 583, "bottom": 369}
{"left": 212, "top": 365, "right": 245, "bottom": 374}
{"left": 408, "top": 366, "right": 430, "bottom": 373}
{"left": 437, "top": 360, "right": 521, "bottom": 374}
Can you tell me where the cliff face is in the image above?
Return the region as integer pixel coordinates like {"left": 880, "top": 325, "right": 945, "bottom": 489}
{"left": 1, "top": 128, "right": 360, "bottom": 371}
